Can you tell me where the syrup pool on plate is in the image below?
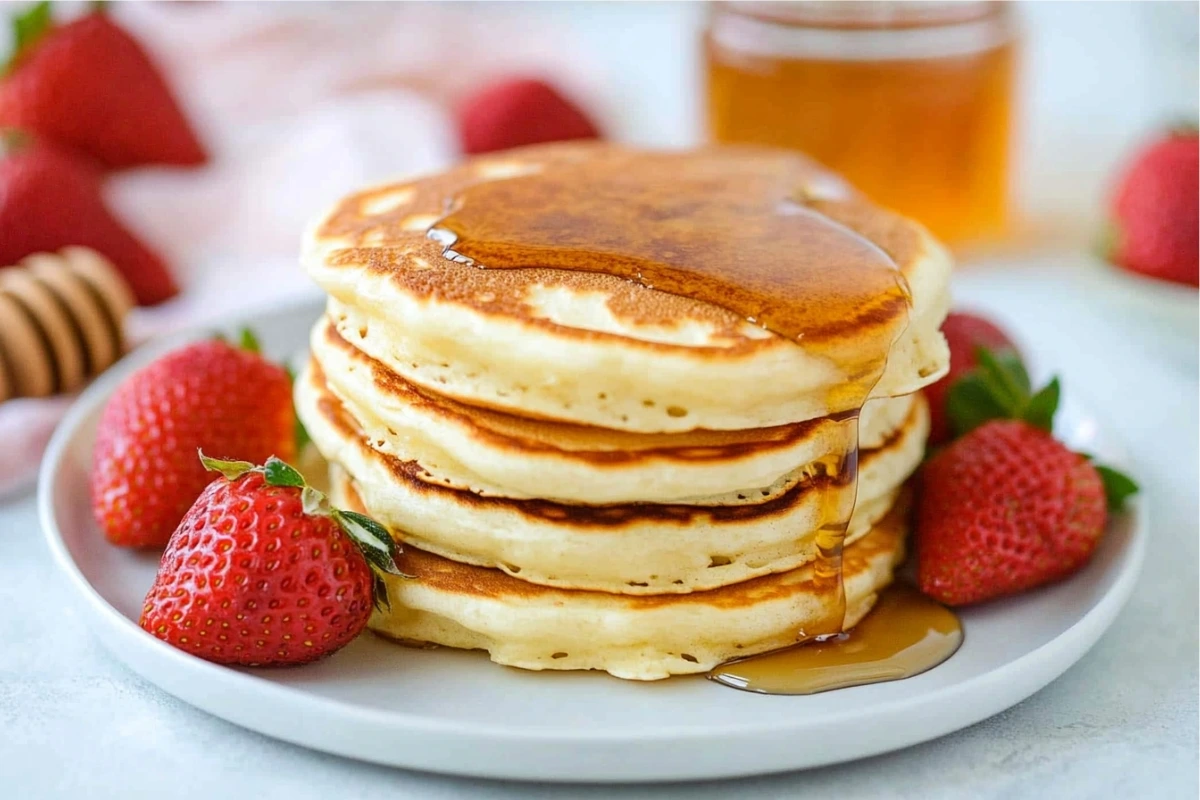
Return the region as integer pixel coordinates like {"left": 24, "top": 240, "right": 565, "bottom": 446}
{"left": 708, "top": 583, "right": 963, "bottom": 695}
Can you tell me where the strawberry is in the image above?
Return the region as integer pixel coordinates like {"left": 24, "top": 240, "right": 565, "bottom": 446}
{"left": 1106, "top": 129, "right": 1198, "bottom": 287}
{"left": 924, "top": 312, "right": 1020, "bottom": 446}
{"left": 0, "top": 134, "right": 177, "bottom": 304}
{"left": 0, "top": 3, "right": 206, "bottom": 170}
{"left": 918, "top": 420, "right": 1108, "bottom": 606}
{"left": 140, "top": 455, "right": 404, "bottom": 667}
{"left": 91, "top": 331, "right": 296, "bottom": 548}
{"left": 458, "top": 77, "right": 601, "bottom": 155}
{"left": 917, "top": 351, "right": 1139, "bottom": 606}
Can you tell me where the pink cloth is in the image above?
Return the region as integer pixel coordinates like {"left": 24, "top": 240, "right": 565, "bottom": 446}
{"left": 2, "top": 2, "right": 606, "bottom": 495}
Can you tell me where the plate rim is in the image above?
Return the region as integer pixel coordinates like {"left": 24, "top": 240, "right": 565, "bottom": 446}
{"left": 36, "top": 300, "right": 1149, "bottom": 781}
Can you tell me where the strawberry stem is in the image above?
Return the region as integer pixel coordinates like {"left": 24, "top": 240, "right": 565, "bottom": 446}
{"left": 238, "top": 328, "right": 262, "bottom": 354}
{"left": 7, "top": 1, "right": 52, "bottom": 74}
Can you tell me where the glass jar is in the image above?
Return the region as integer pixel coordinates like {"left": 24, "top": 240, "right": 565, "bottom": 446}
{"left": 705, "top": 1, "right": 1017, "bottom": 246}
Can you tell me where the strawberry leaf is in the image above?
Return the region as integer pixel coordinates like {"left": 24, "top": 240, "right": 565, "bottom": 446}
{"left": 199, "top": 452, "right": 257, "bottom": 480}
{"left": 372, "top": 573, "right": 391, "bottom": 612}
{"left": 334, "top": 509, "right": 409, "bottom": 576}
{"left": 947, "top": 374, "right": 1011, "bottom": 436}
{"left": 238, "top": 328, "right": 262, "bottom": 354}
{"left": 998, "top": 351, "right": 1031, "bottom": 396}
{"left": 1020, "top": 377, "right": 1060, "bottom": 432}
{"left": 334, "top": 510, "right": 396, "bottom": 562}
{"left": 974, "top": 347, "right": 1029, "bottom": 411}
{"left": 1095, "top": 465, "right": 1139, "bottom": 513}
{"left": 262, "top": 456, "right": 304, "bottom": 488}
{"left": 333, "top": 506, "right": 412, "bottom": 613}
{"left": 8, "top": 1, "right": 51, "bottom": 73}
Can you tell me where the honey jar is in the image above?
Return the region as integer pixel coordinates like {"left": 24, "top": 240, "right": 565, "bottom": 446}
{"left": 705, "top": 1, "right": 1017, "bottom": 246}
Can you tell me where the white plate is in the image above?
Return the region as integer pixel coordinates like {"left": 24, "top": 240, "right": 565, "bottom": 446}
{"left": 38, "top": 299, "right": 1147, "bottom": 783}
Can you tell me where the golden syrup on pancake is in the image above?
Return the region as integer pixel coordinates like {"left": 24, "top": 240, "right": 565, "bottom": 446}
{"left": 429, "top": 148, "right": 920, "bottom": 693}
{"left": 430, "top": 149, "right": 910, "bottom": 388}
{"left": 708, "top": 584, "right": 962, "bottom": 695}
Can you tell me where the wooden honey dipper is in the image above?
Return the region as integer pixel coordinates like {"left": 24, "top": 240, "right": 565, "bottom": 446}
{"left": 0, "top": 247, "right": 134, "bottom": 401}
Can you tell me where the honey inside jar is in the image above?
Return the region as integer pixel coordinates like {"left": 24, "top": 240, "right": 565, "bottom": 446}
{"left": 706, "top": 1, "right": 1016, "bottom": 246}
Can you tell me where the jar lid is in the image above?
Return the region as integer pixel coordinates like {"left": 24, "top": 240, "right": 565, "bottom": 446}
{"left": 709, "top": 1, "right": 1014, "bottom": 60}
{"left": 720, "top": 2, "right": 1006, "bottom": 31}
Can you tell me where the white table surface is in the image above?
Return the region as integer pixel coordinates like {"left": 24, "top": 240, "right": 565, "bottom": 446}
{"left": 3, "top": 3, "right": 1198, "bottom": 797}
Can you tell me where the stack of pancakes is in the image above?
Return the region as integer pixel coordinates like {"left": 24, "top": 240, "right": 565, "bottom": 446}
{"left": 296, "top": 144, "right": 951, "bottom": 680}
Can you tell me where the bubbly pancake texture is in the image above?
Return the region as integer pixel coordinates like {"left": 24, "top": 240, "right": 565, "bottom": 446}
{"left": 296, "top": 362, "right": 928, "bottom": 594}
{"left": 305, "top": 143, "right": 951, "bottom": 433}
{"left": 334, "top": 474, "right": 909, "bottom": 680}
{"left": 310, "top": 318, "right": 917, "bottom": 504}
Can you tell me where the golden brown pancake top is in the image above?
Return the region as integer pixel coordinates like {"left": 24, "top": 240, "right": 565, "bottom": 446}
{"left": 313, "top": 144, "right": 928, "bottom": 364}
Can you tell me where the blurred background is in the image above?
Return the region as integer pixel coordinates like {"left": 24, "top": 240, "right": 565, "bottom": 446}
{"left": 109, "top": 1, "right": 1199, "bottom": 311}
{"left": 0, "top": 1, "right": 1197, "bottom": 489}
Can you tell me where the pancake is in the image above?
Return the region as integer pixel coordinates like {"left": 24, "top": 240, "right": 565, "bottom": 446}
{"left": 296, "top": 361, "right": 928, "bottom": 594}
{"left": 311, "top": 318, "right": 917, "bottom": 503}
{"left": 304, "top": 143, "right": 951, "bottom": 433}
{"left": 333, "top": 473, "right": 909, "bottom": 680}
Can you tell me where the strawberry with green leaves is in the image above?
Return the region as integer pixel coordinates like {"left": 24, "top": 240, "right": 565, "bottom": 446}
{"left": 0, "top": 2, "right": 206, "bottom": 170}
{"left": 140, "top": 455, "right": 405, "bottom": 667}
{"left": 924, "top": 311, "right": 1021, "bottom": 446}
{"left": 91, "top": 331, "right": 296, "bottom": 548}
{"left": 917, "top": 349, "right": 1138, "bottom": 606}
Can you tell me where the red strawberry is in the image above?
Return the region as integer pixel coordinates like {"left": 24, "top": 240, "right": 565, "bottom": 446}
{"left": 916, "top": 349, "right": 1138, "bottom": 606}
{"left": 140, "top": 456, "right": 403, "bottom": 667}
{"left": 91, "top": 332, "right": 296, "bottom": 548}
{"left": 917, "top": 420, "right": 1108, "bottom": 606}
{"left": 0, "top": 135, "right": 177, "bottom": 304}
{"left": 1107, "top": 130, "right": 1198, "bottom": 287}
{"left": 0, "top": 4, "right": 207, "bottom": 169}
{"left": 458, "top": 78, "right": 601, "bottom": 155}
{"left": 924, "top": 312, "right": 1020, "bottom": 445}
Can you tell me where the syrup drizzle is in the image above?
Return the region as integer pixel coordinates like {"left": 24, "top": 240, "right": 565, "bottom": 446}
{"left": 428, "top": 148, "right": 953, "bottom": 694}
{"left": 803, "top": 415, "right": 859, "bottom": 640}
